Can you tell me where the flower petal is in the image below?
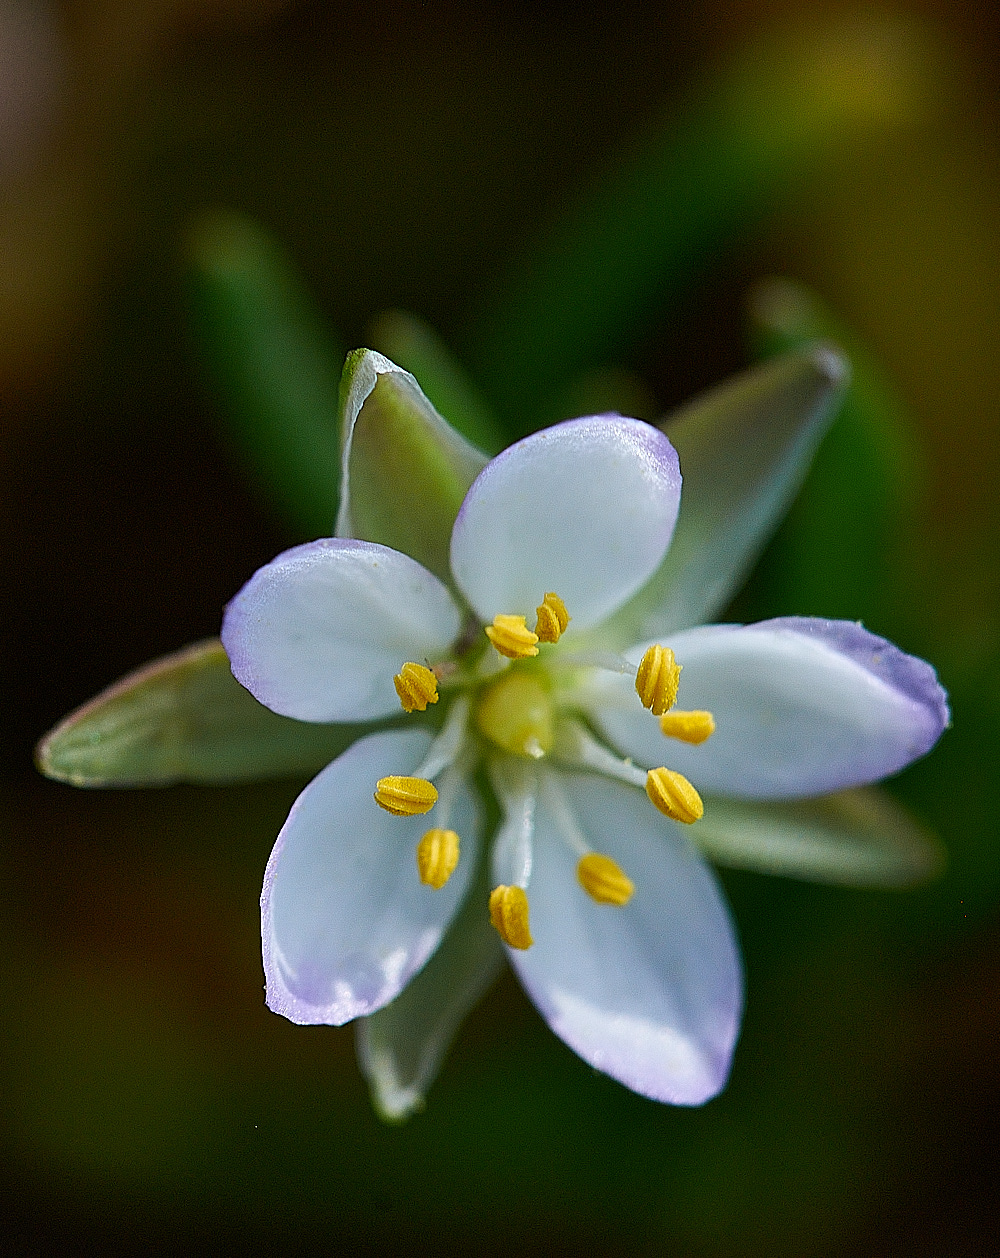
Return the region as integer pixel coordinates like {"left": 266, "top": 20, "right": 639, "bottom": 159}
{"left": 222, "top": 538, "right": 462, "bottom": 721}
{"left": 505, "top": 770, "right": 742, "bottom": 1105}
{"left": 262, "top": 728, "right": 480, "bottom": 1025}
{"left": 586, "top": 618, "right": 949, "bottom": 799}
{"left": 450, "top": 416, "right": 681, "bottom": 632}
{"left": 598, "top": 348, "right": 848, "bottom": 647}
{"left": 690, "top": 788, "right": 944, "bottom": 887}
{"left": 355, "top": 851, "right": 505, "bottom": 1122}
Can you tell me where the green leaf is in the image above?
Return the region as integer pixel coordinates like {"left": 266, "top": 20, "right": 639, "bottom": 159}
{"left": 465, "top": 19, "right": 937, "bottom": 430}
{"left": 337, "top": 349, "right": 489, "bottom": 583}
{"left": 692, "top": 788, "right": 944, "bottom": 887}
{"left": 599, "top": 346, "right": 848, "bottom": 647}
{"left": 746, "top": 277, "right": 924, "bottom": 627}
{"left": 185, "top": 210, "right": 343, "bottom": 537}
{"left": 367, "top": 310, "right": 505, "bottom": 455}
{"left": 36, "top": 640, "right": 378, "bottom": 787}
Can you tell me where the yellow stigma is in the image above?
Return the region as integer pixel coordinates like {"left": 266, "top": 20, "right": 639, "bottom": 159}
{"left": 577, "top": 853, "right": 635, "bottom": 906}
{"left": 535, "top": 592, "right": 570, "bottom": 643}
{"left": 485, "top": 614, "right": 539, "bottom": 659}
{"left": 475, "top": 669, "right": 554, "bottom": 758}
{"left": 645, "top": 767, "right": 704, "bottom": 824}
{"left": 374, "top": 775, "right": 438, "bottom": 816}
{"left": 635, "top": 644, "right": 681, "bottom": 715}
{"left": 416, "top": 828, "right": 460, "bottom": 888}
{"left": 489, "top": 885, "right": 533, "bottom": 949}
{"left": 393, "top": 662, "right": 440, "bottom": 713}
{"left": 659, "top": 709, "right": 715, "bottom": 744}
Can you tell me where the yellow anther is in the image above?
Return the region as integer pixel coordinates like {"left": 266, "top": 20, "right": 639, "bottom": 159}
{"left": 577, "top": 853, "right": 635, "bottom": 906}
{"left": 488, "top": 885, "right": 534, "bottom": 949}
{"left": 535, "top": 592, "right": 570, "bottom": 644}
{"left": 393, "top": 662, "right": 440, "bottom": 713}
{"left": 635, "top": 644, "right": 682, "bottom": 716}
{"left": 645, "top": 767, "right": 704, "bottom": 824}
{"left": 485, "top": 614, "right": 539, "bottom": 660}
{"left": 374, "top": 775, "right": 438, "bottom": 816}
{"left": 416, "top": 828, "right": 460, "bottom": 888}
{"left": 475, "top": 670, "right": 554, "bottom": 759}
{"left": 659, "top": 709, "right": 716, "bottom": 744}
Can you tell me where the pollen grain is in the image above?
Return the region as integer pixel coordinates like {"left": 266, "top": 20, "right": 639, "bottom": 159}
{"left": 635, "top": 644, "right": 681, "bottom": 715}
{"left": 485, "top": 614, "right": 539, "bottom": 659}
{"left": 577, "top": 853, "right": 635, "bottom": 905}
{"left": 645, "top": 767, "right": 704, "bottom": 824}
{"left": 489, "top": 884, "right": 534, "bottom": 948}
{"left": 393, "top": 662, "right": 439, "bottom": 713}
{"left": 374, "top": 775, "right": 438, "bottom": 816}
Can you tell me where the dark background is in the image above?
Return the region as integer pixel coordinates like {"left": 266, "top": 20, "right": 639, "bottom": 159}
{"left": 1, "top": 1, "right": 999, "bottom": 1253}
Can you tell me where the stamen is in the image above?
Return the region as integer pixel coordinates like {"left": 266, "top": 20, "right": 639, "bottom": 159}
{"left": 635, "top": 644, "right": 681, "bottom": 716}
{"left": 485, "top": 614, "right": 539, "bottom": 660}
{"left": 489, "top": 885, "right": 533, "bottom": 949}
{"left": 577, "top": 853, "right": 635, "bottom": 906}
{"left": 645, "top": 767, "right": 704, "bottom": 824}
{"left": 374, "top": 776, "right": 438, "bottom": 816}
{"left": 659, "top": 709, "right": 716, "bottom": 744}
{"left": 393, "top": 662, "right": 439, "bottom": 713}
{"left": 535, "top": 592, "right": 570, "bottom": 643}
{"left": 414, "top": 695, "right": 471, "bottom": 781}
{"left": 416, "top": 828, "right": 460, "bottom": 888}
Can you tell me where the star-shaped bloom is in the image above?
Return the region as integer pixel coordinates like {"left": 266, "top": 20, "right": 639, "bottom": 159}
{"left": 220, "top": 349, "right": 949, "bottom": 1119}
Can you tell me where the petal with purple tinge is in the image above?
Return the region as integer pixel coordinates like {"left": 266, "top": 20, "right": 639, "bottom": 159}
{"left": 450, "top": 416, "right": 681, "bottom": 632}
{"left": 506, "top": 770, "right": 742, "bottom": 1105}
{"left": 586, "top": 618, "right": 949, "bottom": 799}
{"left": 262, "top": 729, "right": 478, "bottom": 1025}
{"left": 222, "top": 538, "right": 462, "bottom": 722}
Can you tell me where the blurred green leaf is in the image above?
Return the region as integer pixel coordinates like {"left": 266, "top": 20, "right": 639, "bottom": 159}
{"left": 466, "top": 18, "right": 936, "bottom": 431}
{"left": 185, "top": 210, "right": 343, "bottom": 537}
{"left": 338, "top": 349, "right": 488, "bottom": 583}
{"left": 746, "top": 277, "right": 924, "bottom": 628}
{"left": 36, "top": 640, "right": 377, "bottom": 786}
{"left": 368, "top": 310, "right": 505, "bottom": 455}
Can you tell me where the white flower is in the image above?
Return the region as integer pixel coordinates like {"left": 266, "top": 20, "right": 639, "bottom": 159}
{"left": 221, "top": 350, "right": 948, "bottom": 1119}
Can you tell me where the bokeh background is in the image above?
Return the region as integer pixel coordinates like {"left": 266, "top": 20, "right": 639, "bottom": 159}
{"left": 2, "top": 1, "right": 999, "bottom": 1253}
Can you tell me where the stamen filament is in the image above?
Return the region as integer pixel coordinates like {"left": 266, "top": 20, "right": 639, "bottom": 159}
{"left": 552, "top": 720, "right": 647, "bottom": 790}
{"left": 414, "top": 695, "right": 470, "bottom": 781}
{"left": 489, "top": 885, "right": 533, "bottom": 949}
{"left": 646, "top": 767, "right": 704, "bottom": 824}
{"left": 485, "top": 614, "right": 539, "bottom": 660}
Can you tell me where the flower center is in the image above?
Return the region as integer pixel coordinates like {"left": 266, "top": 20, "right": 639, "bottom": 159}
{"left": 475, "top": 667, "right": 554, "bottom": 759}
{"left": 374, "top": 591, "right": 717, "bottom": 952}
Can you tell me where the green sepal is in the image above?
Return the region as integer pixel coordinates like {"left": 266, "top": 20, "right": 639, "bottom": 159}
{"left": 337, "top": 349, "right": 489, "bottom": 583}
{"left": 185, "top": 210, "right": 342, "bottom": 537}
{"left": 367, "top": 310, "right": 505, "bottom": 455}
{"left": 356, "top": 834, "right": 504, "bottom": 1123}
{"left": 693, "top": 788, "right": 944, "bottom": 888}
{"left": 746, "top": 277, "right": 924, "bottom": 627}
{"left": 35, "top": 640, "right": 380, "bottom": 787}
{"left": 598, "top": 345, "right": 849, "bottom": 647}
